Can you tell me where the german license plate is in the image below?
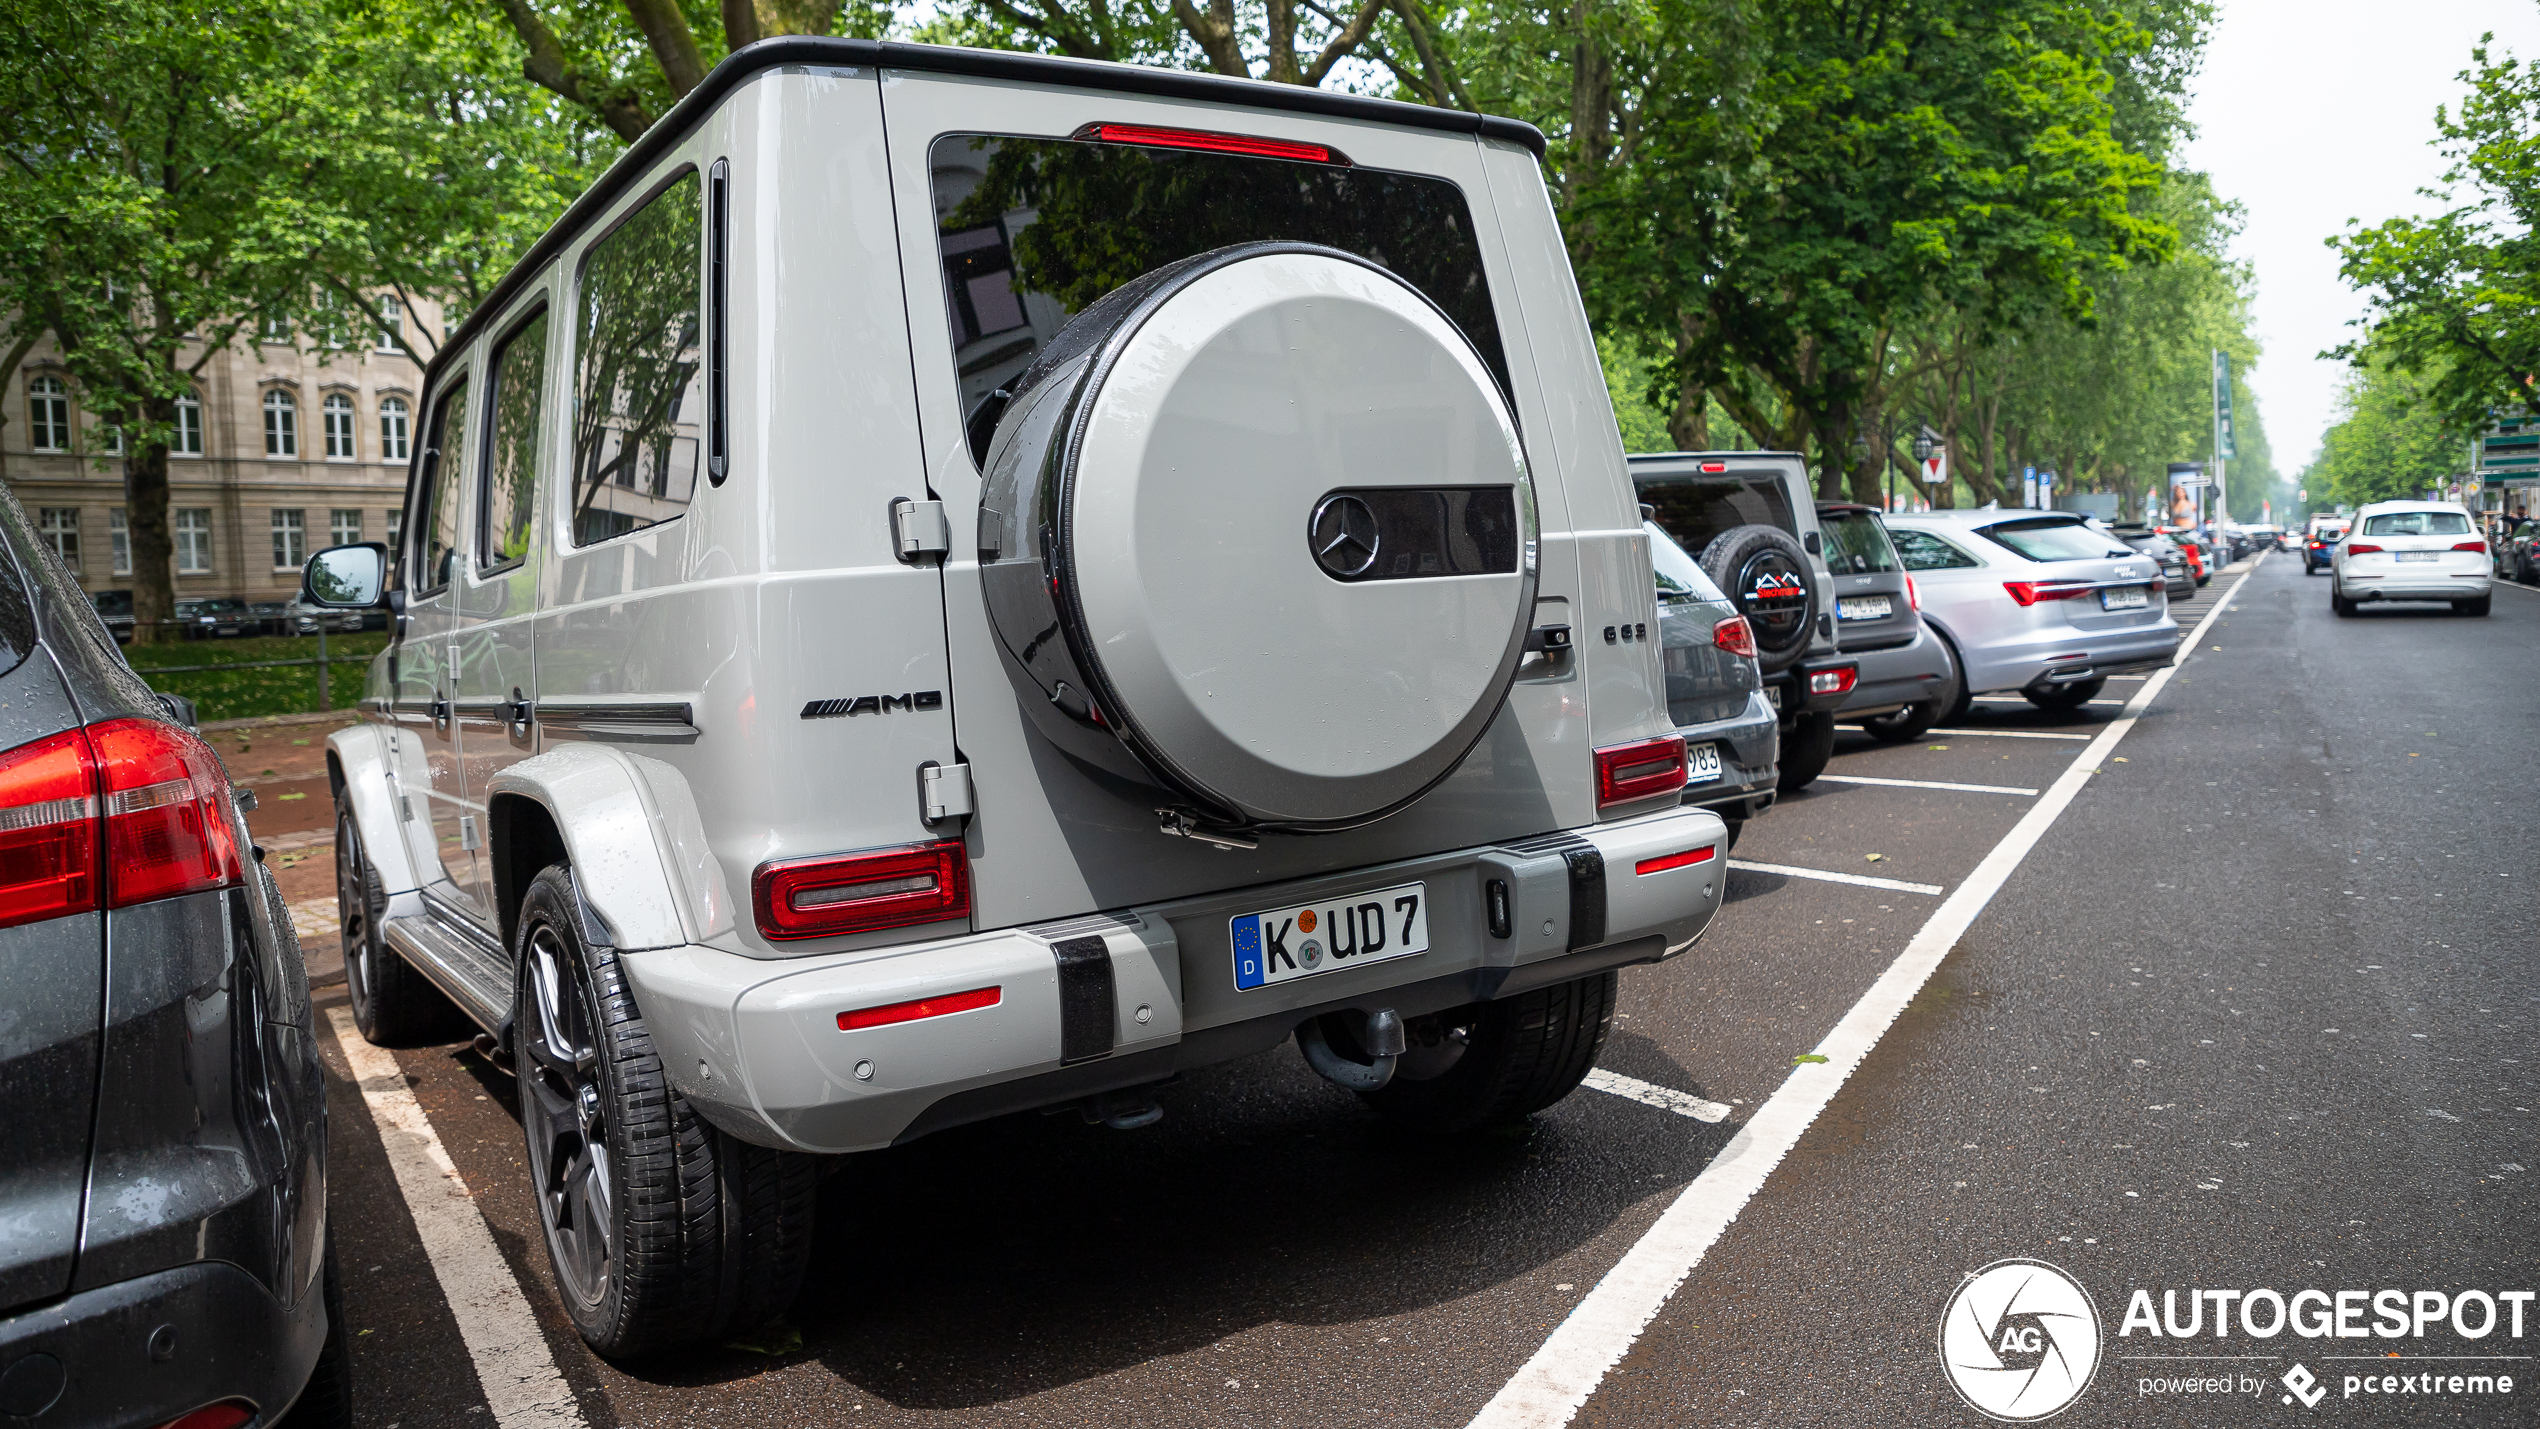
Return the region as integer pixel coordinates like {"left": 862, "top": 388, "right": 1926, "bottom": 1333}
{"left": 1836, "top": 595, "right": 1893, "bottom": 620}
{"left": 1232, "top": 880, "right": 1427, "bottom": 991}
{"left": 1687, "top": 742, "right": 1723, "bottom": 785}
{"left": 1765, "top": 683, "right": 1783, "bottom": 711}
{"left": 2396, "top": 551, "right": 2439, "bottom": 563}
{"left": 2099, "top": 586, "right": 2150, "bottom": 610}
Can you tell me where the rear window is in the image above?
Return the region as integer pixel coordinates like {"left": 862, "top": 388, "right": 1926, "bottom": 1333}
{"left": 1978, "top": 518, "right": 2129, "bottom": 563}
{"left": 1648, "top": 522, "right": 1726, "bottom": 603}
{"left": 931, "top": 134, "right": 1507, "bottom": 464}
{"left": 1637, "top": 474, "right": 1796, "bottom": 560}
{"left": 1820, "top": 510, "right": 1898, "bottom": 574}
{"left": 2360, "top": 510, "right": 2470, "bottom": 537}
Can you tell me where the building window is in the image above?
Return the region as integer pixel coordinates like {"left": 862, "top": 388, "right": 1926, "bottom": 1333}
{"left": 271, "top": 509, "right": 305, "bottom": 570}
{"left": 173, "top": 393, "right": 203, "bottom": 456}
{"left": 38, "top": 508, "right": 79, "bottom": 571}
{"left": 175, "top": 508, "right": 211, "bottom": 573}
{"left": 385, "top": 508, "right": 401, "bottom": 552}
{"left": 111, "top": 510, "right": 131, "bottom": 575}
{"left": 261, "top": 314, "right": 290, "bottom": 344}
{"left": 28, "top": 375, "right": 69, "bottom": 452}
{"left": 330, "top": 509, "right": 362, "bottom": 546}
{"left": 323, "top": 393, "right": 355, "bottom": 459}
{"left": 377, "top": 294, "right": 403, "bottom": 353}
{"left": 99, "top": 423, "right": 122, "bottom": 455}
{"left": 264, "top": 389, "right": 297, "bottom": 456}
{"left": 380, "top": 395, "right": 409, "bottom": 462}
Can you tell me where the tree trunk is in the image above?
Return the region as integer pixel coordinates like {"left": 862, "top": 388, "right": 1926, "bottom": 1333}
{"left": 126, "top": 418, "right": 175, "bottom": 648}
{"left": 1667, "top": 375, "right": 1707, "bottom": 452}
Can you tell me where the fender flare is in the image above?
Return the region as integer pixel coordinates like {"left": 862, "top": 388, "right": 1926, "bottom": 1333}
{"left": 484, "top": 744, "right": 736, "bottom": 953}
{"left": 325, "top": 722, "right": 421, "bottom": 897}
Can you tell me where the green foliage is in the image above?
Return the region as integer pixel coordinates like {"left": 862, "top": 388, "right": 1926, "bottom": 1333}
{"left": 2332, "top": 28, "right": 2540, "bottom": 430}
{"left": 2304, "top": 351, "right": 2469, "bottom": 509}
{"left": 126, "top": 633, "right": 391, "bottom": 722}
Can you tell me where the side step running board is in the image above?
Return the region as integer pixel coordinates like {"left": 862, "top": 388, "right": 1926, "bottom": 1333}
{"left": 383, "top": 908, "right": 512, "bottom": 1034}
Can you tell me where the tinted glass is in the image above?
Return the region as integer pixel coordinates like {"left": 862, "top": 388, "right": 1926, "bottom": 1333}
{"left": 1820, "top": 511, "right": 1899, "bottom": 574}
{"left": 930, "top": 134, "right": 1507, "bottom": 463}
{"left": 1890, "top": 529, "right": 1980, "bottom": 570}
{"left": 1637, "top": 474, "right": 1796, "bottom": 560}
{"left": 413, "top": 380, "right": 467, "bottom": 591}
{"left": 574, "top": 172, "right": 701, "bottom": 546}
{"left": 480, "top": 309, "right": 548, "bottom": 570}
{"left": 2360, "top": 510, "right": 2470, "bottom": 536}
{"left": 1979, "top": 518, "right": 2129, "bottom": 563}
{"left": 1648, "top": 522, "right": 1726, "bottom": 603}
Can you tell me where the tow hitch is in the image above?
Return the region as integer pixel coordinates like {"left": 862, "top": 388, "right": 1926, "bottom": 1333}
{"left": 1297, "top": 1007, "right": 1407, "bottom": 1090}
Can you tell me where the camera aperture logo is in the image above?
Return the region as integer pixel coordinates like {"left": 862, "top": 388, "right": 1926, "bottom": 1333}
{"left": 1940, "top": 1259, "right": 2105, "bottom": 1421}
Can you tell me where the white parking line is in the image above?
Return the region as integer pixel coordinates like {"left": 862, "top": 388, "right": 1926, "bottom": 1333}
{"left": 1922, "top": 727, "right": 2093, "bottom": 741}
{"left": 1970, "top": 695, "right": 2125, "bottom": 707}
{"left": 324, "top": 1008, "right": 585, "bottom": 1429}
{"left": 1465, "top": 552, "right": 2269, "bottom": 1429}
{"left": 1815, "top": 773, "right": 2039, "bottom": 796}
{"left": 1582, "top": 1069, "right": 1732, "bottom": 1123}
{"left": 1726, "top": 859, "right": 1943, "bottom": 896}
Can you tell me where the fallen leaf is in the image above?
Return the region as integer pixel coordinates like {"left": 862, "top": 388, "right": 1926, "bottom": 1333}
{"left": 1865, "top": 853, "right": 1884, "bottom": 863}
{"left": 2113, "top": 757, "right": 2128, "bottom": 763}
{"left": 722, "top": 1319, "right": 802, "bottom": 1357}
{"left": 1793, "top": 1053, "right": 1829, "bottom": 1065}
{"left": 278, "top": 791, "right": 307, "bottom": 801}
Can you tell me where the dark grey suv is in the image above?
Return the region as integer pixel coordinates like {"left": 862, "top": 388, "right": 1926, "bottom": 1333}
{"left": 0, "top": 485, "right": 344, "bottom": 1427}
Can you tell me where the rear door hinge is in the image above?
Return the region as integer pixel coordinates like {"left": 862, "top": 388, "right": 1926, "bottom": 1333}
{"left": 892, "top": 497, "right": 951, "bottom": 562}
{"left": 920, "top": 760, "right": 974, "bottom": 824}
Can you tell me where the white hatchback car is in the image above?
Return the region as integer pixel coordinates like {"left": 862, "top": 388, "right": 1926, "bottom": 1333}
{"left": 2331, "top": 501, "right": 2491, "bottom": 616}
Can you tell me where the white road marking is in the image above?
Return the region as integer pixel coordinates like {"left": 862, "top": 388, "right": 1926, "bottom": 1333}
{"left": 1922, "top": 727, "right": 2092, "bottom": 741}
{"left": 324, "top": 1007, "right": 585, "bottom": 1429}
{"left": 1582, "top": 1069, "right": 1732, "bottom": 1123}
{"left": 1726, "top": 859, "right": 1943, "bottom": 896}
{"left": 1970, "top": 695, "right": 2125, "bottom": 707}
{"left": 1815, "top": 773, "right": 2039, "bottom": 796}
{"left": 1466, "top": 552, "right": 2268, "bottom": 1429}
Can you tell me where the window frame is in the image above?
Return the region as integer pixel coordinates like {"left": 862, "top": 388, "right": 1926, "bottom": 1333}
{"left": 405, "top": 375, "right": 470, "bottom": 597}
{"left": 173, "top": 392, "right": 204, "bottom": 456}
{"left": 263, "top": 388, "right": 299, "bottom": 457}
{"left": 475, "top": 300, "right": 552, "bottom": 577}
{"left": 37, "top": 508, "right": 80, "bottom": 571}
{"left": 110, "top": 509, "right": 131, "bottom": 576}
{"left": 271, "top": 508, "right": 306, "bottom": 571}
{"left": 174, "top": 507, "right": 213, "bottom": 574}
{"left": 330, "top": 508, "right": 363, "bottom": 546}
{"left": 379, "top": 394, "right": 410, "bottom": 462}
{"left": 376, "top": 294, "right": 404, "bottom": 354}
{"left": 27, "top": 375, "right": 69, "bottom": 453}
{"left": 567, "top": 163, "right": 705, "bottom": 552}
{"left": 322, "top": 391, "right": 358, "bottom": 460}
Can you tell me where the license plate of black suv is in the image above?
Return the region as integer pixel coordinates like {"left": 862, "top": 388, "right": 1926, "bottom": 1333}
{"left": 1233, "top": 881, "right": 1429, "bottom": 990}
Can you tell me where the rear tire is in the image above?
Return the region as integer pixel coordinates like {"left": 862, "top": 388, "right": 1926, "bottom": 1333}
{"left": 1861, "top": 637, "right": 1959, "bottom": 743}
{"left": 2332, "top": 589, "right": 2355, "bottom": 617}
{"left": 514, "top": 866, "right": 817, "bottom": 1359}
{"left": 2458, "top": 594, "right": 2492, "bottom": 616}
{"left": 2023, "top": 677, "right": 2106, "bottom": 712}
{"left": 1776, "top": 710, "right": 1838, "bottom": 791}
{"left": 338, "top": 802, "right": 462, "bottom": 1047}
{"left": 1359, "top": 971, "right": 1617, "bottom": 1133}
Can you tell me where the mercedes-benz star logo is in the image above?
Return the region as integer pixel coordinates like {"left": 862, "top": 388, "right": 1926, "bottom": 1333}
{"left": 1310, "top": 494, "right": 1380, "bottom": 579}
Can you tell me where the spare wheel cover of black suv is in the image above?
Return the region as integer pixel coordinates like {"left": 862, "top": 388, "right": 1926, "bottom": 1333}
{"left": 1699, "top": 523, "right": 1816, "bottom": 674}
{"left": 977, "top": 242, "right": 1539, "bottom": 833}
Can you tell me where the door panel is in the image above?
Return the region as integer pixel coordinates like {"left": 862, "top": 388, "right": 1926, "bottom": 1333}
{"left": 398, "top": 378, "right": 475, "bottom": 906}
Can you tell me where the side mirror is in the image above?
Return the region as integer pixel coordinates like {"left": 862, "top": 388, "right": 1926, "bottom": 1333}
{"left": 302, "top": 543, "right": 389, "bottom": 608}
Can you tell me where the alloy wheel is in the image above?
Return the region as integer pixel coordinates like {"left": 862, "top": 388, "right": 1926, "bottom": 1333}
{"left": 337, "top": 816, "right": 373, "bottom": 1013}
{"left": 522, "top": 925, "right": 614, "bottom": 1308}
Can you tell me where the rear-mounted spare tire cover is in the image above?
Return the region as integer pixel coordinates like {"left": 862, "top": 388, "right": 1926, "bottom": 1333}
{"left": 978, "top": 242, "right": 1538, "bottom": 833}
{"left": 1699, "top": 523, "right": 1816, "bottom": 675}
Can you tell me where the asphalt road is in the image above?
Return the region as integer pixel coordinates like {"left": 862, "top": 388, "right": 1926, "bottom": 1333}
{"left": 311, "top": 553, "right": 2540, "bottom": 1428}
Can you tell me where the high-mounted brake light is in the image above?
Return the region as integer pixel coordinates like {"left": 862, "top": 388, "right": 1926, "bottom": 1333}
{"left": 1075, "top": 122, "right": 1344, "bottom": 165}
{"left": 754, "top": 840, "right": 971, "bottom": 940}
{"left": 2452, "top": 539, "right": 2488, "bottom": 553}
{"left": 1595, "top": 735, "right": 1688, "bottom": 808}
{"left": 0, "top": 718, "right": 243, "bottom": 930}
{"left": 1634, "top": 844, "right": 1717, "bottom": 876}
{"left": 2001, "top": 580, "right": 2094, "bottom": 606}
{"left": 1698, "top": 461, "right": 1727, "bottom": 473}
{"left": 1808, "top": 665, "right": 1858, "bottom": 696}
{"left": 2344, "top": 542, "right": 2383, "bottom": 555}
{"left": 838, "top": 985, "right": 1001, "bottom": 1032}
{"left": 1712, "top": 615, "right": 1757, "bottom": 658}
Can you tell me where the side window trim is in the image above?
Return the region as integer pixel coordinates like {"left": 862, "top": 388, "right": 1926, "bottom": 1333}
{"left": 708, "top": 157, "right": 729, "bottom": 486}
{"left": 476, "top": 299, "right": 552, "bottom": 577}
{"left": 409, "top": 374, "right": 469, "bottom": 596}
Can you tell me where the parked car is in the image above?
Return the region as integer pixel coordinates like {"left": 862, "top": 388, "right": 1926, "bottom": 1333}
{"left": 1885, "top": 510, "right": 2181, "bottom": 713}
{"left": 280, "top": 597, "right": 364, "bottom": 636}
{"left": 175, "top": 596, "right": 253, "bottom": 638}
{"left": 89, "top": 587, "right": 135, "bottom": 643}
{"left": 2160, "top": 527, "right": 2213, "bottom": 585}
{"left": 249, "top": 600, "right": 293, "bottom": 635}
{"left": 0, "top": 484, "right": 347, "bottom": 1426}
{"left": 1812, "top": 502, "right": 1963, "bottom": 742}
{"left": 2330, "top": 501, "right": 2491, "bottom": 616}
{"left": 2109, "top": 523, "right": 2195, "bottom": 602}
{"left": 2303, "top": 517, "right": 2349, "bottom": 575}
{"left": 2492, "top": 517, "right": 2539, "bottom": 583}
{"left": 305, "top": 41, "right": 1731, "bottom": 1360}
{"left": 1651, "top": 523, "right": 1778, "bottom": 848}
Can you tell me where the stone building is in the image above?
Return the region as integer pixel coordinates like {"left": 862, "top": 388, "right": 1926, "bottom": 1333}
{"left": 1, "top": 296, "right": 444, "bottom": 620}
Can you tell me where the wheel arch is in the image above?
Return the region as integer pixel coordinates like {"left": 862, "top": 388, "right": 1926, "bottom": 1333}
{"left": 326, "top": 722, "right": 421, "bottom": 897}
{"left": 483, "top": 743, "right": 734, "bottom": 955}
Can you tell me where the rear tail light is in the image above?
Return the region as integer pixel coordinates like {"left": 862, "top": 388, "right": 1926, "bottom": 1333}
{"left": 2344, "top": 542, "right": 2383, "bottom": 554}
{"left": 1905, "top": 574, "right": 1920, "bottom": 610}
{"left": 754, "top": 840, "right": 970, "bottom": 940}
{"left": 1808, "top": 665, "right": 1858, "bottom": 696}
{"left": 1595, "top": 735, "right": 1688, "bottom": 808}
{"left": 155, "top": 1404, "right": 255, "bottom": 1429}
{"left": 1074, "top": 122, "right": 1343, "bottom": 165}
{"left": 1712, "top": 615, "right": 1757, "bottom": 658}
{"left": 2452, "top": 540, "right": 2487, "bottom": 552}
{"left": 0, "top": 719, "right": 242, "bottom": 930}
{"left": 2002, "top": 581, "right": 2093, "bottom": 606}
{"left": 838, "top": 984, "right": 1000, "bottom": 1032}
{"left": 1634, "top": 844, "right": 1717, "bottom": 876}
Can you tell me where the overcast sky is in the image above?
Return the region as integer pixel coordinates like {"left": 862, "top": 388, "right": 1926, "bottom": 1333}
{"left": 2180, "top": 0, "right": 2540, "bottom": 477}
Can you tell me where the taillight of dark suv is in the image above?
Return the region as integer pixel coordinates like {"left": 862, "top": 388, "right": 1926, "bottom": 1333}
{"left": 0, "top": 718, "right": 243, "bottom": 928}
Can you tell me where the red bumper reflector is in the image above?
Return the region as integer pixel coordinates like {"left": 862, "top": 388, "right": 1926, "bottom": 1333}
{"left": 1076, "top": 122, "right": 1341, "bottom": 165}
{"left": 754, "top": 840, "right": 971, "bottom": 940}
{"left": 155, "top": 1403, "right": 254, "bottom": 1429}
{"left": 838, "top": 984, "right": 1001, "bottom": 1032}
{"left": 1634, "top": 845, "right": 1717, "bottom": 876}
{"left": 1595, "top": 735, "right": 1688, "bottom": 808}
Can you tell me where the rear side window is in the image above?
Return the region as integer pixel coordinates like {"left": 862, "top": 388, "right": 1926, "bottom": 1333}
{"left": 1820, "top": 511, "right": 1899, "bottom": 574}
{"left": 1648, "top": 522, "right": 1726, "bottom": 603}
{"left": 1637, "top": 474, "right": 1796, "bottom": 558}
{"left": 480, "top": 308, "right": 548, "bottom": 571}
{"left": 930, "top": 134, "right": 1507, "bottom": 462}
{"left": 2359, "top": 510, "right": 2470, "bottom": 537}
{"left": 412, "top": 379, "right": 468, "bottom": 592}
{"left": 1978, "top": 518, "right": 2128, "bottom": 563}
{"left": 1891, "top": 530, "right": 1979, "bottom": 570}
{"left": 573, "top": 171, "right": 702, "bottom": 546}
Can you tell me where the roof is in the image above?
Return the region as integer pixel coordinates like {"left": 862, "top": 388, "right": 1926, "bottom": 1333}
{"left": 422, "top": 38, "right": 1548, "bottom": 392}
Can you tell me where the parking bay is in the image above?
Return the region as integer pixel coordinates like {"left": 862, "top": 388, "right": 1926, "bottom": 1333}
{"left": 312, "top": 558, "right": 2537, "bottom": 1427}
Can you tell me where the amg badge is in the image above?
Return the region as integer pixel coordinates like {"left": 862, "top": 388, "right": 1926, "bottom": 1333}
{"left": 802, "top": 690, "right": 943, "bottom": 719}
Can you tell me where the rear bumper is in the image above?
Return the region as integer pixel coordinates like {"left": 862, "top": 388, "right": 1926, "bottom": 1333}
{"left": 1835, "top": 626, "right": 1952, "bottom": 714}
{"left": 1962, "top": 618, "right": 2180, "bottom": 695}
{"left": 1676, "top": 692, "right": 1777, "bottom": 818}
{"left": 622, "top": 807, "right": 1730, "bottom": 1154}
{"left": 2339, "top": 571, "right": 2490, "bottom": 600}
{"left": 0, "top": 1260, "right": 326, "bottom": 1429}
